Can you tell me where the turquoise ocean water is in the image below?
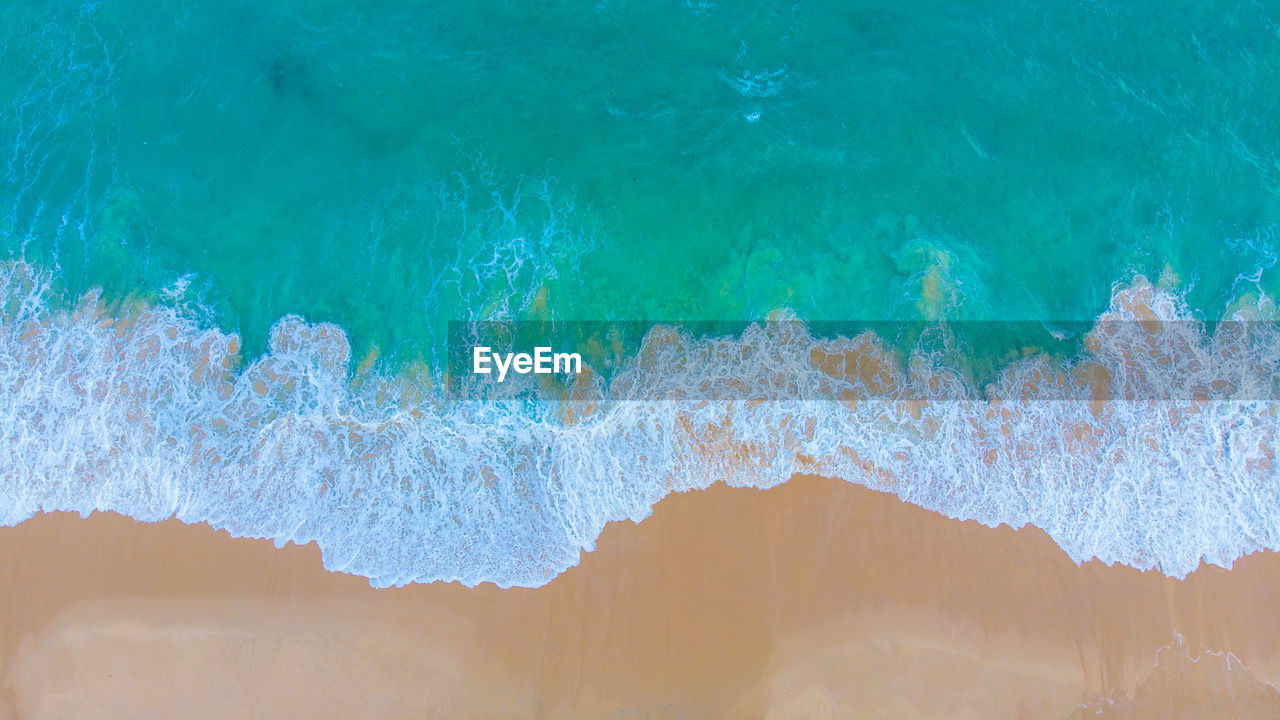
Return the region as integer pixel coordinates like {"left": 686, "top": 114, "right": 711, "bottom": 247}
{"left": 2, "top": 0, "right": 1279, "bottom": 586}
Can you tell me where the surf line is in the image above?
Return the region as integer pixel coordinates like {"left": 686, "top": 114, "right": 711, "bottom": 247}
{"left": 471, "top": 346, "right": 583, "bottom": 382}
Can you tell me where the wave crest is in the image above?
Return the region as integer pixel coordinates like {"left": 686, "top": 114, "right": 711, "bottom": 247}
{"left": 1, "top": 261, "right": 1277, "bottom": 586}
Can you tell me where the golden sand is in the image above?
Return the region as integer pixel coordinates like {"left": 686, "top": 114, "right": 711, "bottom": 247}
{"left": 2, "top": 475, "right": 1279, "bottom": 718}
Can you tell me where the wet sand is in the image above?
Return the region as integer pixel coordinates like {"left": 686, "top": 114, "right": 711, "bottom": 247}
{"left": 2, "top": 474, "right": 1279, "bottom": 719}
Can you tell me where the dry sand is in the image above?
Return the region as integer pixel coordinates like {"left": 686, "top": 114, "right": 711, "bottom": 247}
{"left": 1, "top": 474, "right": 1279, "bottom": 719}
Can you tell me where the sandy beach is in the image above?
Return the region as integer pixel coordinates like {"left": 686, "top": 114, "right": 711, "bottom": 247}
{"left": 2, "top": 474, "right": 1279, "bottom": 719}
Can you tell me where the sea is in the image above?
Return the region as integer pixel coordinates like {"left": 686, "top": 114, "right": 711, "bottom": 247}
{"left": 2, "top": 0, "right": 1278, "bottom": 586}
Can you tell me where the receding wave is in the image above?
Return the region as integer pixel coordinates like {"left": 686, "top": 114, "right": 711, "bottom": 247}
{"left": 2, "top": 259, "right": 1278, "bottom": 587}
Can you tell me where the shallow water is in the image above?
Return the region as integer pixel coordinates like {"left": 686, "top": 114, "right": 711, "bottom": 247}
{"left": 5, "top": 0, "right": 1278, "bottom": 351}
{"left": 1, "top": 0, "right": 1279, "bottom": 586}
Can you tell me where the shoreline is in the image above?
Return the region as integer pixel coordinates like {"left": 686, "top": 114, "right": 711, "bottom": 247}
{"left": 3, "top": 474, "right": 1280, "bottom": 718}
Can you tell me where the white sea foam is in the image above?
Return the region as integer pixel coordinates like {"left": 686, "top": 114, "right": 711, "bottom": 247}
{"left": 1, "top": 259, "right": 1278, "bottom": 587}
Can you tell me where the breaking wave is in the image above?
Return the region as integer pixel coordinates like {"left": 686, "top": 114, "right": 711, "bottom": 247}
{"left": 2, "top": 259, "right": 1278, "bottom": 587}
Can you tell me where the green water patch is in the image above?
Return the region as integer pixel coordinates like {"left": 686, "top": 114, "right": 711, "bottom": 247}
{"left": 2, "top": 0, "right": 1278, "bottom": 369}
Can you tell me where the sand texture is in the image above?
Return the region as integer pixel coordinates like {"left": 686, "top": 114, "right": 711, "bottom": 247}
{"left": 2, "top": 475, "right": 1279, "bottom": 719}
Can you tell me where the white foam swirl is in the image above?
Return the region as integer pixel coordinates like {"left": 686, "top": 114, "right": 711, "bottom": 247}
{"left": 2, "top": 260, "right": 1278, "bottom": 587}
